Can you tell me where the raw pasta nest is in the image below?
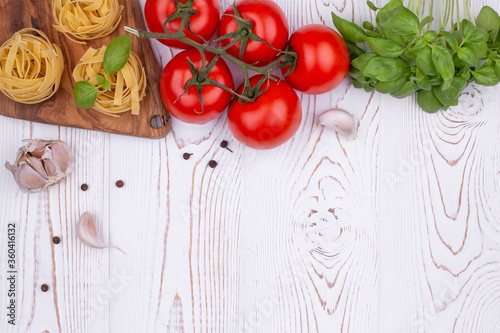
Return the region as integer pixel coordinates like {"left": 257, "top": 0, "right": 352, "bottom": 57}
{"left": 0, "top": 28, "right": 64, "bottom": 104}
{"left": 73, "top": 46, "right": 146, "bottom": 116}
{"left": 52, "top": 0, "right": 123, "bottom": 44}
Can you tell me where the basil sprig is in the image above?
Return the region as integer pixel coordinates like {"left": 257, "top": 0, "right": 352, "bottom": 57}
{"left": 332, "top": 1, "right": 500, "bottom": 113}
{"left": 73, "top": 35, "right": 132, "bottom": 109}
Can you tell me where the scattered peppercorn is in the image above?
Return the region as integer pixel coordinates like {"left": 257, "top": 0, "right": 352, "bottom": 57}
{"left": 208, "top": 160, "right": 218, "bottom": 168}
{"left": 80, "top": 184, "right": 88, "bottom": 191}
{"left": 41, "top": 284, "right": 49, "bottom": 292}
{"left": 220, "top": 140, "right": 233, "bottom": 152}
{"left": 183, "top": 153, "right": 192, "bottom": 160}
{"left": 115, "top": 180, "right": 125, "bottom": 188}
{"left": 52, "top": 236, "right": 61, "bottom": 244}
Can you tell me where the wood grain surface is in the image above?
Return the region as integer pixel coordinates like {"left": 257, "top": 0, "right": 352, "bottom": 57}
{"left": 0, "top": 0, "right": 500, "bottom": 332}
{"left": 0, "top": 0, "right": 170, "bottom": 138}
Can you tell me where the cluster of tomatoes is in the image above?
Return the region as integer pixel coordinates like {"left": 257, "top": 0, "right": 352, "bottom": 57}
{"left": 144, "top": 0, "right": 350, "bottom": 149}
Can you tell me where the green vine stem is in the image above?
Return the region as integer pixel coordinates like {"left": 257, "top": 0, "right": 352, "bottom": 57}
{"left": 125, "top": 9, "right": 296, "bottom": 103}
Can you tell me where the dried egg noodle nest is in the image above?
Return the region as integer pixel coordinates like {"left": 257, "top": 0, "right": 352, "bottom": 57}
{"left": 73, "top": 46, "right": 146, "bottom": 116}
{"left": 0, "top": 28, "right": 64, "bottom": 104}
{"left": 52, "top": 0, "right": 123, "bottom": 44}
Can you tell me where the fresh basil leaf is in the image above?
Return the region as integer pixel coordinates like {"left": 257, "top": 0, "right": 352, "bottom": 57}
{"left": 387, "top": 34, "right": 405, "bottom": 47}
{"left": 352, "top": 78, "right": 367, "bottom": 89}
{"left": 476, "top": 6, "right": 500, "bottom": 40}
{"left": 441, "top": 32, "right": 459, "bottom": 52}
{"left": 95, "top": 75, "right": 106, "bottom": 85}
{"left": 469, "top": 28, "right": 489, "bottom": 44}
{"left": 460, "top": 20, "right": 489, "bottom": 45}
{"left": 73, "top": 81, "right": 98, "bottom": 109}
{"left": 472, "top": 60, "right": 500, "bottom": 86}
{"left": 433, "top": 86, "right": 458, "bottom": 106}
{"left": 406, "top": 38, "right": 427, "bottom": 59}
{"left": 351, "top": 53, "right": 379, "bottom": 71}
{"left": 419, "top": 16, "right": 434, "bottom": 31}
{"left": 464, "top": 42, "right": 489, "bottom": 59}
{"left": 101, "top": 80, "right": 111, "bottom": 91}
{"left": 375, "top": 76, "right": 407, "bottom": 93}
{"left": 364, "top": 57, "right": 409, "bottom": 81}
{"left": 332, "top": 12, "right": 366, "bottom": 43}
{"left": 416, "top": 47, "right": 437, "bottom": 75}
{"left": 363, "top": 21, "right": 374, "bottom": 31}
{"left": 460, "top": 20, "right": 475, "bottom": 43}
{"left": 390, "top": 80, "right": 417, "bottom": 98}
{"left": 366, "top": 37, "right": 404, "bottom": 57}
{"left": 103, "top": 35, "right": 132, "bottom": 76}
{"left": 416, "top": 78, "right": 432, "bottom": 91}
{"left": 366, "top": 1, "right": 379, "bottom": 11}
{"left": 494, "top": 58, "right": 500, "bottom": 79}
{"left": 431, "top": 45, "right": 455, "bottom": 90}
{"left": 458, "top": 68, "right": 471, "bottom": 81}
{"left": 345, "top": 41, "right": 365, "bottom": 60}
{"left": 423, "top": 31, "right": 438, "bottom": 43}
{"left": 376, "top": 0, "right": 404, "bottom": 33}
{"left": 417, "top": 89, "right": 443, "bottom": 113}
{"left": 350, "top": 68, "right": 370, "bottom": 84}
{"left": 382, "top": 7, "right": 421, "bottom": 36}
{"left": 443, "top": 77, "right": 467, "bottom": 100}
{"left": 457, "top": 47, "right": 479, "bottom": 67}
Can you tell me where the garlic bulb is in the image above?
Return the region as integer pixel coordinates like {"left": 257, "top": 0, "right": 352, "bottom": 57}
{"left": 5, "top": 139, "right": 72, "bottom": 192}
{"left": 318, "top": 109, "right": 356, "bottom": 140}
{"left": 76, "top": 213, "right": 124, "bottom": 253}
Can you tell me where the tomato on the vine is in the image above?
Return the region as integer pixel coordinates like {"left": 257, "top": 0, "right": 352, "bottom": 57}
{"left": 217, "top": 0, "right": 289, "bottom": 66}
{"left": 144, "top": 0, "right": 220, "bottom": 49}
{"left": 228, "top": 75, "right": 302, "bottom": 150}
{"left": 282, "top": 24, "right": 350, "bottom": 95}
{"left": 160, "top": 49, "right": 234, "bottom": 124}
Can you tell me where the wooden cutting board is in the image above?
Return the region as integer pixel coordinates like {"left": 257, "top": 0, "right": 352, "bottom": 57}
{"left": 0, "top": 0, "right": 171, "bottom": 138}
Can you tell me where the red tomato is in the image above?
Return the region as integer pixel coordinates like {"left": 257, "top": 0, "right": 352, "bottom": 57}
{"left": 160, "top": 49, "right": 234, "bottom": 124}
{"left": 228, "top": 75, "right": 302, "bottom": 150}
{"left": 144, "top": 0, "right": 220, "bottom": 49}
{"left": 217, "top": 0, "right": 289, "bottom": 66}
{"left": 282, "top": 24, "right": 350, "bottom": 95}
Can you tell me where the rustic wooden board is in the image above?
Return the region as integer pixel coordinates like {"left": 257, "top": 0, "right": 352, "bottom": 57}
{"left": 0, "top": 0, "right": 170, "bottom": 138}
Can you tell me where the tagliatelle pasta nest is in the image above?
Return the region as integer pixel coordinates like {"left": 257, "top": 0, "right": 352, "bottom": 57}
{"left": 0, "top": 28, "right": 64, "bottom": 104}
{"left": 52, "top": 0, "right": 123, "bottom": 44}
{"left": 73, "top": 46, "right": 146, "bottom": 116}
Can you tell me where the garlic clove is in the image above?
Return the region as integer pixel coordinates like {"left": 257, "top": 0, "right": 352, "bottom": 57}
{"left": 13, "top": 164, "right": 49, "bottom": 192}
{"left": 26, "top": 156, "right": 48, "bottom": 179}
{"left": 42, "top": 158, "right": 58, "bottom": 177}
{"left": 47, "top": 141, "right": 72, "bottom": 173}
{"left": 318, "top": 109, "right": 356, "bottom": 140}
{"left": 76, "top": 213, "right": 124, "bottom": 253}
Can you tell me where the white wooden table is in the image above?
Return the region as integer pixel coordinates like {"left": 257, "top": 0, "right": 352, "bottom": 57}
{"left": 1, "top": 0, "right": 500, "bottom": 332}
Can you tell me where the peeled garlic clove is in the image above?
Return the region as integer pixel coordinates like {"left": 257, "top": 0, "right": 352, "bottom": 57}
{"left": 76, "top": 213, "right": 124, "bottom": 253}
{"left": 318, "top": 109, "right": 356, "bottom": 140}
{"left": 13, "top": 164, "right": 49, "bottom": 192}
{"left": 5, "top": 139, "right": 72, "bottom": 192}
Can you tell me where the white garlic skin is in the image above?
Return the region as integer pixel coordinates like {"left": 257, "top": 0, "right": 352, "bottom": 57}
{"left": 5, "top": 139, "right": 72, "bottom": 193}
{"left": 318, "top": 109, "right": 356, "bottom": 140}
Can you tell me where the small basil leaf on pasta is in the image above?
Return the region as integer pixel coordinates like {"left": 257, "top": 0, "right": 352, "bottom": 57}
{"left": 74, "top": 81, "right": 98, "bottom": 109}
{"left": 103, "top": 35, "right": 132, "bottom": 76}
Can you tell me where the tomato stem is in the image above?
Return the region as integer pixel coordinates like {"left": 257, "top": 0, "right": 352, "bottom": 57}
{"left": 124, "top": 7, "right": 297, "bottom": 102}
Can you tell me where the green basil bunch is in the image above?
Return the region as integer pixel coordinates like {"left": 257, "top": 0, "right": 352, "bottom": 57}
{"left": 332, "top": 0, "right": 500, "bottom": 113}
